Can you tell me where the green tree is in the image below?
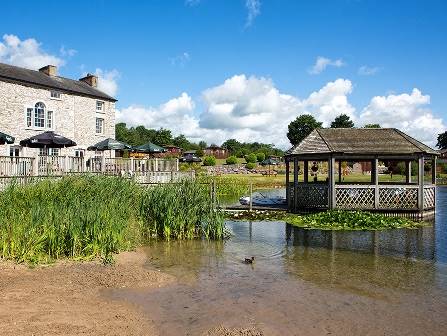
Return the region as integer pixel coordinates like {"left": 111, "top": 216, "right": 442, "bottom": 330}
{"left": 245, "top": 153, "right": 257, "bottom": 163}
{"left": 203, "top": 155, "right": 216, "bottom": 166}
{"left": 173, "top": 134, "right": 191, "bottom": 150}
{"left": 153, "top": 128, "right": 173, "bottom": 146}
{"left": 222, "top": 139, "right": 241, "bottom": 154}
{"left": 287, "top": 114, "right": 322, "bottom": 146}
{"left": 364, "top": 123, "right": 381, "bottom": 128}
{"left": 437, "top": 131, "right": 447, "bottom": 149}
{"left": 245, "top": 162, "right": 256, "bottom": 170}
{"left": 256, "top": 152, "right": 266, "bottom": 162}
{"left": 198, "top": 140, "right": 207, "bottom": 149}
{"left": 330, "top": 114, "right": 354, "bottom": 128}
{"left": 196, "top": 148, "right": 204, "bottom": 157}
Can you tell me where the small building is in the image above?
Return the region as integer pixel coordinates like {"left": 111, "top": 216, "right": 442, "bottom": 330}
{"left": 204, "top": 145, "right": 229, "bottom": 159}
{"left": 163, "top": 145, "right": 182, "bottom": 156}
{"left": 285, "top": 128, "right": 438, "bottom": 218}
{"left": 439, "top": 149, "right": 447, "bottom": 159}
{"left": 0, "top": 62, "right": 116, "bottom": 158}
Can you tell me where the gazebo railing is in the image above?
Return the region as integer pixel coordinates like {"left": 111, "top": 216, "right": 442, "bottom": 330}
{"left": 289, "top": 183, "right": 436, "bottom": 211}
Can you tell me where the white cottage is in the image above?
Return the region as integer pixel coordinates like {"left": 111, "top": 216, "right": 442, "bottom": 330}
{"left": 0, "top": 63, "right": 116, "bottom": 158}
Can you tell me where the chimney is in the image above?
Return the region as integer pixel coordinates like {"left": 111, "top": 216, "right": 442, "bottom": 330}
{"left": 79, "top": 73, "right": 98, "bottom": 88}
{"left": 39, "top": 65, "right": 57, "bottom": 76}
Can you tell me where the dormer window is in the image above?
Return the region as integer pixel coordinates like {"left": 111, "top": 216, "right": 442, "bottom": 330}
{"left": 50, "top": 90, "right": 61, "bottom": 99}
{"left": 96, "top": 100, "right": 104, "bottom": 112}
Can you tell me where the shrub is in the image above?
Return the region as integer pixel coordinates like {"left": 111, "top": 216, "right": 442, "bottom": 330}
{"left": 203, "top": 155, "right": 216, "bottom": 166}
{"left": 196, "top": 148, "right": 204, "bottom": 157}
{"left": 256, "top": 152, "right": 266, "bottom": 162}
{"left": 245, "top": 153, "right": 257, "bottom": 163}
{"left": 226, "top": 155, "right": 238, "bottom": 165}
{"left": 245, "top": 162, "right": 256, "bottom": 170}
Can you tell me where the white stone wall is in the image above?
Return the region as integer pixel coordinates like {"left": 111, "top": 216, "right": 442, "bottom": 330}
{"left": 0, "top": 79, "right": 115, "bottom": 157}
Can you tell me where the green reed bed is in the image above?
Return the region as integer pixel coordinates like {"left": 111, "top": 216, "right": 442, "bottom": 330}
{"left": 0, "top": 176, "right": 224, "bottom": 264}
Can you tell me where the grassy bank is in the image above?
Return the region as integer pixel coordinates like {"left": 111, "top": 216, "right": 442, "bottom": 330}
{"left": 226, "top": 210, "right": 424, "bottom": 231}
{"left": 0, "top": 176, "right": 224, "bottom": 264}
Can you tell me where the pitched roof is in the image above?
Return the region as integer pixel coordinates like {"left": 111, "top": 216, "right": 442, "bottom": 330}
{"left": 0, "top": 62, "right": 116, "bottom": 101}
{"left": 286, "top": 128, "right": 438, "bottom": 156}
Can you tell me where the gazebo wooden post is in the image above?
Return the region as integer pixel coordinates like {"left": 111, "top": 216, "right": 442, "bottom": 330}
{"left": 303, "top": 160, "right": 308, "bottom": 183}
{"left": 405, "top": 160, "right": 412, "bottom": 184}
{"left": 338, "top": 160, "right": 342, "bottom": 183}
{"left": 373, "top": 157, "right": 379, "bottom": 209}
{"left": 432, "top": 156, "right": 437, "bottom": 185}
{"left": 328, "top": 155, "right": 335, "bottom": 209}
{"left": 417, "top": 155, "right": 425, "bottom": 213}
{"left": 293, "top": 157, "right": 299, "bottom": 212}
{"left": 285, "top": 158, "right": 290, "bottom": 208}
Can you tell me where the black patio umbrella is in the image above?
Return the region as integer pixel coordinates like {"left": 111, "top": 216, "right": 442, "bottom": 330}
{"left": 87, "top": 138, "right": 132, "bottom": 151}
{"left": 134, "top": 142, "right": 166, "bottom": 154}
{"left": 0, "top": 131, "right": 15, "bottom": 145}
{"left": 19, "top": 131, "right": 76, "bottom": 148}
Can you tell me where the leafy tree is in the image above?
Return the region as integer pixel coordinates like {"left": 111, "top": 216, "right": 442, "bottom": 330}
{"left": 222, "top": 139, "right": 241, "bottom": 153}
{"left": 287, "top": 114, "right": 322, "bottom": 146}
{"left": 153, "top": 128, "right": 173, "bottom": 146}
{"left": 437, "top": 131, "right": 447, "bottom": 149}
{"left": 245, "top": 153, "right": 257, "bottom": 163}
{"left": 198, "top": 140, "right": 207, "bottom": 149}
{"left": 256, "top": 152, "right": 266, "bottom": 162}
{"left": 331, "top": 114, "right": 354, "bottom": 128}
{"left": 203, "top": 155, "right": 216, "bottom": 166}
{"left": 364, "top": 123, "right": 381, "bottom": 128}
{"left": 226, "top": 156, "right": 238, "bottom": 165}
{"left": 173, "top": 134, "right": 191, "bottom": 150}
{"left": 196, "top": 148, "right": 204, "bottom": 157}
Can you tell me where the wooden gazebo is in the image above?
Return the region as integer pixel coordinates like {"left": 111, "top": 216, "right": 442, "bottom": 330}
{"left": 285, "top": 128, "right": 438, "bottom": 218}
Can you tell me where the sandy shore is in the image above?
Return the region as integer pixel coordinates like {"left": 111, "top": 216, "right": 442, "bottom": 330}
{"left": 0, "top": 250, "right": 175, "bottom": 336}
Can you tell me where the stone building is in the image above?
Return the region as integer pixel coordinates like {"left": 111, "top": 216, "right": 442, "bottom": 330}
{"left": 0, "top": 62, "right": 116, "bottom": 158}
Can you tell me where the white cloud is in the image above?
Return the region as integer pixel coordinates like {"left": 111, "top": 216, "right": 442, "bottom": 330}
{"left": 359, "top": 88, "right": 445, "bottom": 146}
{"left": 117, "top": 76, "right": 357, "bottom": 148}
{"left": 170, "top": 52, "right": 191, "bottom": 67}
{"left": 358, "top": 65, "right": 380, "bottom": 76}
{"left": 59, "top": 46, "right": 77, "bottom": 57}
{"left": 0, "top": 34, "right": 64, "bottom": 70}
{"left": 308, "top": 56, "right": 345, "bottom": 75}
{"left": 92, "top": 69, "right": 120, "bottom": 97}
{"left": 245, "top": 0, "right": 261, "bottom": 27}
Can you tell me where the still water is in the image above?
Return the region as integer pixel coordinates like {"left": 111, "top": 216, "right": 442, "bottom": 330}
{"left": 110, "top": 187, "right": 447, "bottom": 335}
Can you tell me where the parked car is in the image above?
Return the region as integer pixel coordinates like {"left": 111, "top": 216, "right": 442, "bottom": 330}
{"left": 260, "top": 158, "right": 279, "bottom": 166}
{"left": 180, "top": 154, "right": 202, "bottom": 163}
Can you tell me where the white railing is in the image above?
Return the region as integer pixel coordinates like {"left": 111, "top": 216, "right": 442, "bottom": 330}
{"left": 0, "top": 156, "right": 34, "bottom": 176}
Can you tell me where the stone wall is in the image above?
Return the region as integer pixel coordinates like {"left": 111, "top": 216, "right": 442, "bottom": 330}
{"left": 0, "top": 79, "right": 115, "bottom": 157}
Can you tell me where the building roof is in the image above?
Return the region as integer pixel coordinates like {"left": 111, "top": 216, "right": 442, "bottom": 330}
{"left": 286, "top": 128, "right": 438, "bottom": 156}
{"left": 0, "top": 62, "right": 116, "bottom": 102}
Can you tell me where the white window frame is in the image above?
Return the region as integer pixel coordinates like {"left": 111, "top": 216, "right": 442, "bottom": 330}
{"left": 24, "top": 102, "right": 55, "bottom": 131}
{"left": 96, "top": 100, "right": 105, "bottom": 113}
{"left": 50, "top": 90, "right": 61, "bottom": 100}
{"left": 39, "top": 148, "right": 59, "bottom": 156}
{"left": 96, "top": 118, "right": 104, "bottom": 134}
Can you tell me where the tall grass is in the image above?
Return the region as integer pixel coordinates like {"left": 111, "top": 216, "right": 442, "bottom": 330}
{"left": 0, "top": 175, "right": 224, "bottom": 264}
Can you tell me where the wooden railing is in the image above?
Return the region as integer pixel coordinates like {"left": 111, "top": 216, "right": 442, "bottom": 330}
{"left": 0, "top": 156, "right": 34, "bottom": 176}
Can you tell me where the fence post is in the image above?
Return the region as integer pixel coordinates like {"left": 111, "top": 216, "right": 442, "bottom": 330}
{"left": 249, "top": 181, "right": 253, "bottom": 212}
{"left": 33, "top": 155, "right": 39, "bottom": 176}
{"left": 101, "top": 155, "right": 106, "bottom": 174}
{"left": 65, "top": 155, "right": 69, "bottom": 174}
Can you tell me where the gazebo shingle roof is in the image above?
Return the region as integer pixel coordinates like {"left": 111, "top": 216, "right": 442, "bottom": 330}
{"left": 0, "top": 62, "right": 116, "bottom": 101}
{"left": 286, "top": 128, "right": 438, "bottom": 156}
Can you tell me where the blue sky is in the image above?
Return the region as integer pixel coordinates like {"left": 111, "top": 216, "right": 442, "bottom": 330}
{"left": 1, "top": 0, "right": 446, "bottom": 148}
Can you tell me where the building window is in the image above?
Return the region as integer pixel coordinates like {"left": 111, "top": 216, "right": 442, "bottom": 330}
{"left": 40, "top": 148, "right": 59, "bottom": 156}
{"left": 26, "top": 108, "right": 32, "bottom": 127}
{"left": 75, "top": 149, "right": 85, "bottom": 157}
{"left": 25, "top": 102, "right": 54, "bottom": 129}
{"left": 47, "top": 110, "right": 53, "bottom": 128}
{"left": 9, "top": 146, "right": 20, "bottom": 157}
{"left": 50, "top": 91, "right": 61, "bottom": 99}
{"left": 96, "top": 100, "right": 104, "bottom": 112}
{"left": 34, "top": 102, "right": 45, "bottom": 127}
{"left": 96, "top": 118, "right": 104, "bottom": 134}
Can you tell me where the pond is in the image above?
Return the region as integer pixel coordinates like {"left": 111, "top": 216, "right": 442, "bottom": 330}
{"left": 109, "top": 187, "right": 447, "bottom": 335}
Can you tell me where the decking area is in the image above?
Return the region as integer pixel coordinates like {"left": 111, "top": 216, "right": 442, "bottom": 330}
{"left": 285, "top": 128, "right": 439, "bottom": 218}
{"left": 0, "top": 156, "right": 193, "bottom": 189}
